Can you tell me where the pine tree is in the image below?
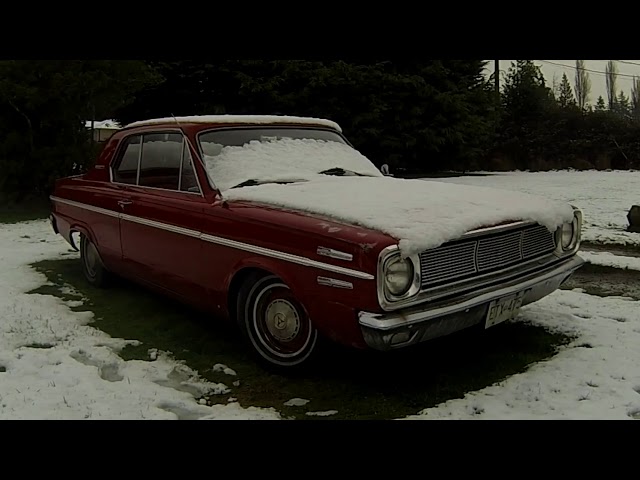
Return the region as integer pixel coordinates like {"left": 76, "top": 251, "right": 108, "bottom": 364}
{"left": 595, "top": 95, "right": 607, "bottom": 111}
{"left": 614, "top": 91, "right": 631, "bottom": 118}
{"left": 557, "top": 73, "right": 576, "bottom": 109}
{"left": 501, "top": 60, "right": 555, "bottom": 120}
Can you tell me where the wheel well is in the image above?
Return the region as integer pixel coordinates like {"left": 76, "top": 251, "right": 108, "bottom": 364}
{"left": 227, "top": 267, "right": 273, "bottom": 322}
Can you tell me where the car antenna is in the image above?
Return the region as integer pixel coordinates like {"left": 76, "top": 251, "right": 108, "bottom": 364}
{"left": 170, "top": 113, "right": 225, "bottom": 203}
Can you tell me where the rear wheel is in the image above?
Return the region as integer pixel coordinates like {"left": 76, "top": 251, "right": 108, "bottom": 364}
{"left": 80, "top": 233, "right": 111, "bottom": 287}
{"left": 236, "top": 273, "right": 319, "bottom": 370}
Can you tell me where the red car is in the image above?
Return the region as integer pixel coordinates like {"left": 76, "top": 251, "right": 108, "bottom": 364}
{"left": 50, "top": 115, "right": 585, "bottom": 369}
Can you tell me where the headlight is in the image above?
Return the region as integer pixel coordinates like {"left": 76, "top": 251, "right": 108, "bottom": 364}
{"left": 561, "top": 222, "right": 574, "bottom": 249}
{"left": 558, "top": 212, "right": 581, "bottom": 252}
{"left": 384, "top": 256, "right": 414, "bottom": 297}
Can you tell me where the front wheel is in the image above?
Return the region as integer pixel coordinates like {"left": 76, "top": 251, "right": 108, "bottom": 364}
{"left": 236, "top": 273, "right": 319, "bottom": 370}
{"left": 80, "top": 233, "right": 111, "bottom": 287}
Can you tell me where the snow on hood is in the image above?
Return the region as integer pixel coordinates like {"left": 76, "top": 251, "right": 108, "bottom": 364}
{"left": 204, "top": 138, "right": 383, "bottom": 192}
{"left": 205, "top": 138, "right": 574, "bottom": 256}
{"left": 224, "top": 176, "right": 575, "bottom": 256}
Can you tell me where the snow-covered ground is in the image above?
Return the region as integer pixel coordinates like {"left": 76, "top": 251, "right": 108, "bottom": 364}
{"left": 2, "top": 170, "right": 639, "bottom": 419}
{"left": 409, "top": 170, "right": 640, "bottom": 420}
{"left": 407, "top": 289, "right": 640, "bottom": 420}
{"left": 435, "top": 170, "right": 640, "bottom": 246}
{"left": 0, "top": 221, "right": 280, "bottom": 420}
{"left": 579, "top": 250, "right": 640, "bottom": 271}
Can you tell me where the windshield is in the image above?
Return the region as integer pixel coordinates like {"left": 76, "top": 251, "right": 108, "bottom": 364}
{"left": 198, "top": 127, "right": 383, "bottom": 191}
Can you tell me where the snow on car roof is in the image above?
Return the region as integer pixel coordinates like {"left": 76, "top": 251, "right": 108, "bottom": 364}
{"left": 125, "top": 115, "right": 342, "bottom": 132}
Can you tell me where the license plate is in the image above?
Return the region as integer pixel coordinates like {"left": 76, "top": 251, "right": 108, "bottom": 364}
{"left": 485, "top": 292, "right": 524, "bottom": 329}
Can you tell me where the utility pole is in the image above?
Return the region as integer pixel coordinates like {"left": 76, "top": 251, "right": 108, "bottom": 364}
{"left": 494, "top": 59, "right": 500, "bottom": 105}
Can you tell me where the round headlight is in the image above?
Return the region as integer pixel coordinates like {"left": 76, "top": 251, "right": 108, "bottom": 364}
{"left": 384, "top": 257, "right": 414, "bottom": 297}
{"left": 561, "top": 222, "right": 574, "bottom": 249}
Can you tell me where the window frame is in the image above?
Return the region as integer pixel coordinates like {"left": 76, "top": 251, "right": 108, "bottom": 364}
{"left": 110, "top": 129, "right": 204, "bottom": 197}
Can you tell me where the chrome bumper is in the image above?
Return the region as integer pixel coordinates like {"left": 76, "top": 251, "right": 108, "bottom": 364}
{"left": 358, "top": 255, "right": 585, "bottom": 351}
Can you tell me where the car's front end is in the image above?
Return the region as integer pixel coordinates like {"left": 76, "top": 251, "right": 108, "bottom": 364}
{"left": 358, "top": 209, "right": 585, "bottom": 350}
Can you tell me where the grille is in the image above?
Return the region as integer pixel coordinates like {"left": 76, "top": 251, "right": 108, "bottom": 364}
{"left": 419, "top": 224, "right": 556, "bottom": 288}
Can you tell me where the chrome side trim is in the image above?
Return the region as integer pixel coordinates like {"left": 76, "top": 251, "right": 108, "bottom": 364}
{"left": 317, "top": 276, "right": 354, "bottom": 289}
{"left": 317, "top": 246, "right": 353, "bottom": 262}
{"left": 49, "top": 196, "right": 374, "bottom": 281}
{"left": 50, "top": 196, "right": 119, "bottom": 219}
{"left": 119, "top": 213, "right": 201, "bottom": 239}
{"left": 201, "top": 233, "right": 373, "bottom": 280}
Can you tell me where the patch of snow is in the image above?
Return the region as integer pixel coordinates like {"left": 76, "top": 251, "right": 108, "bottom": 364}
{"left": 85, "top": 119, "right": 121, "bottom": 130}
{"left": 225, "top": 176, "right": 574, "bottom": 257}
{"left": 434, "top": 171, "right": 640, "bottom": 247}
{"left": 125, "top": 115, "right": 341, "bottom": 132}
{"left": 0, "top": 220, "right": 280, "bottom": 420}
{"left": 579, "top": 251, "right": 640, "bottom": 271}
{"left": 405, "top": 289, "right": 640, "bottom": 420}
{"left": 283, "top": 398, "right": 310, "bottom": 407}
{"left": 212, "top": 363, "right": 237, "bottom": 376}
{"left": 306, "top": 410, "right": 338, "bottom": 417}
{"left": 205, "top": 138, "right": 382, "bottom": 192}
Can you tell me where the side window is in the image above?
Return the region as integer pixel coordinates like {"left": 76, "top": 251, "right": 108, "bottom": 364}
{"left": 113, "top": 135, "right": 141, "bottom": 184}
{"left": 138, "top": 133, "right": 183, "bottom": 190}
{"left": 179, "top": 142, "right": 201, "bottom": 194}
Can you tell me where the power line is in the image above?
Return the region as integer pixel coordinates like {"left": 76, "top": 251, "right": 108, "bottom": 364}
{"left": 537, "top": 60, "right": 640, "bottom": 80}
{"left": 614, "top": 60, "right": 640, "bottom": 67}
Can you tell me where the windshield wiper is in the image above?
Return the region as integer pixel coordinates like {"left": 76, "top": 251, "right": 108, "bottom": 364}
{"left": 318, "top": 167, "right": 371, "bottom": 177}
{"left": 231, "top": 179, "right": 306, "bottom": 189}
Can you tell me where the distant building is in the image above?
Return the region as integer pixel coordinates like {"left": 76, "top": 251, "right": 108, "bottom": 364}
{"left": 85, "top": 120, "right": 121, "bottom": 143}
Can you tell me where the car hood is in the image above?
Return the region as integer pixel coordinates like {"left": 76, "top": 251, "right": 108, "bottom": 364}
{"left": 223, "top": 176, "right": 576, "bottom": 257}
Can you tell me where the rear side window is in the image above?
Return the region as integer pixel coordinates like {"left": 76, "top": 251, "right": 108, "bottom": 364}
{"left": 112, "top": 131, "right": 200, "bottom": 193}
{"left": 138, "top": 133, "right": 183, "bottom": 190}
{"left": 114, "top": 135, "right": 141, "bottom": 184}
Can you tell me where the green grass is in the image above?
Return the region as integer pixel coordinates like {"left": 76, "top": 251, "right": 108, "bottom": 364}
{"left": 29, "top": 258, "right": 570, "bottom": 420}
{"left": 0, "top": 200, "right": 50, "bottom": 224}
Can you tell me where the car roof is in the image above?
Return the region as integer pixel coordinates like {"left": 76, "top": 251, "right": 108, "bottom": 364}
{"left": 124, "top": 115, "right": 342, "bottom": 132}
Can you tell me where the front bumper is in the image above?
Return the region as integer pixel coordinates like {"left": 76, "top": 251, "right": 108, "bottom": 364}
{"left": 358, "top": 254, "right": 585, "bottom": 351}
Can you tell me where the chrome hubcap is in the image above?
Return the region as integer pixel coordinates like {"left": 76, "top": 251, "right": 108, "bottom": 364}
{"left": 264, "top": 299, "right": 300, "bottom": 342}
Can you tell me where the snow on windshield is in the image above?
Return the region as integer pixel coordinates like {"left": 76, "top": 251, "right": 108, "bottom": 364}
{"left": 202, "top": 137, "right": 383, "bottom": 192}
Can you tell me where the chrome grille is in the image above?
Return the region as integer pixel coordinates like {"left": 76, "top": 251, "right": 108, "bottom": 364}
{"left": 419, "top": 224, "right": 556, "bottom": 288}
{"left": 420, "top": 242, "right": 477, "bottom": 285}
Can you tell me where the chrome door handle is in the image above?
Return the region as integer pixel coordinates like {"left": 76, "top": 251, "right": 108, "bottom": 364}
{"left": 117, "top": 199, "right": 132, "bottom": 208}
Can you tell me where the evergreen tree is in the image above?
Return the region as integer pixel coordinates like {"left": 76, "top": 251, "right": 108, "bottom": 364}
{"left": 116, "top": 60, "right": 495, "bottom": 172}
{"left": 595, "top": 96, "right": 607, "bottom": 111}
{"left": 501, "top": 60, "right": 555, "bottom": 120}
{"left": 614, "top": 91, "right": 631, "bottom": 118}
{"left": 557, "top": 73, "right": 576, "bottom": 109}
{"left": 0, "top": 61, "right": 160, "bottom": 200}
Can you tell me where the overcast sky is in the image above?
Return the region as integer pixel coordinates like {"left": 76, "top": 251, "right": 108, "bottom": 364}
{"left": 485, "top": 60, "right": 640, "bottom": 106}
